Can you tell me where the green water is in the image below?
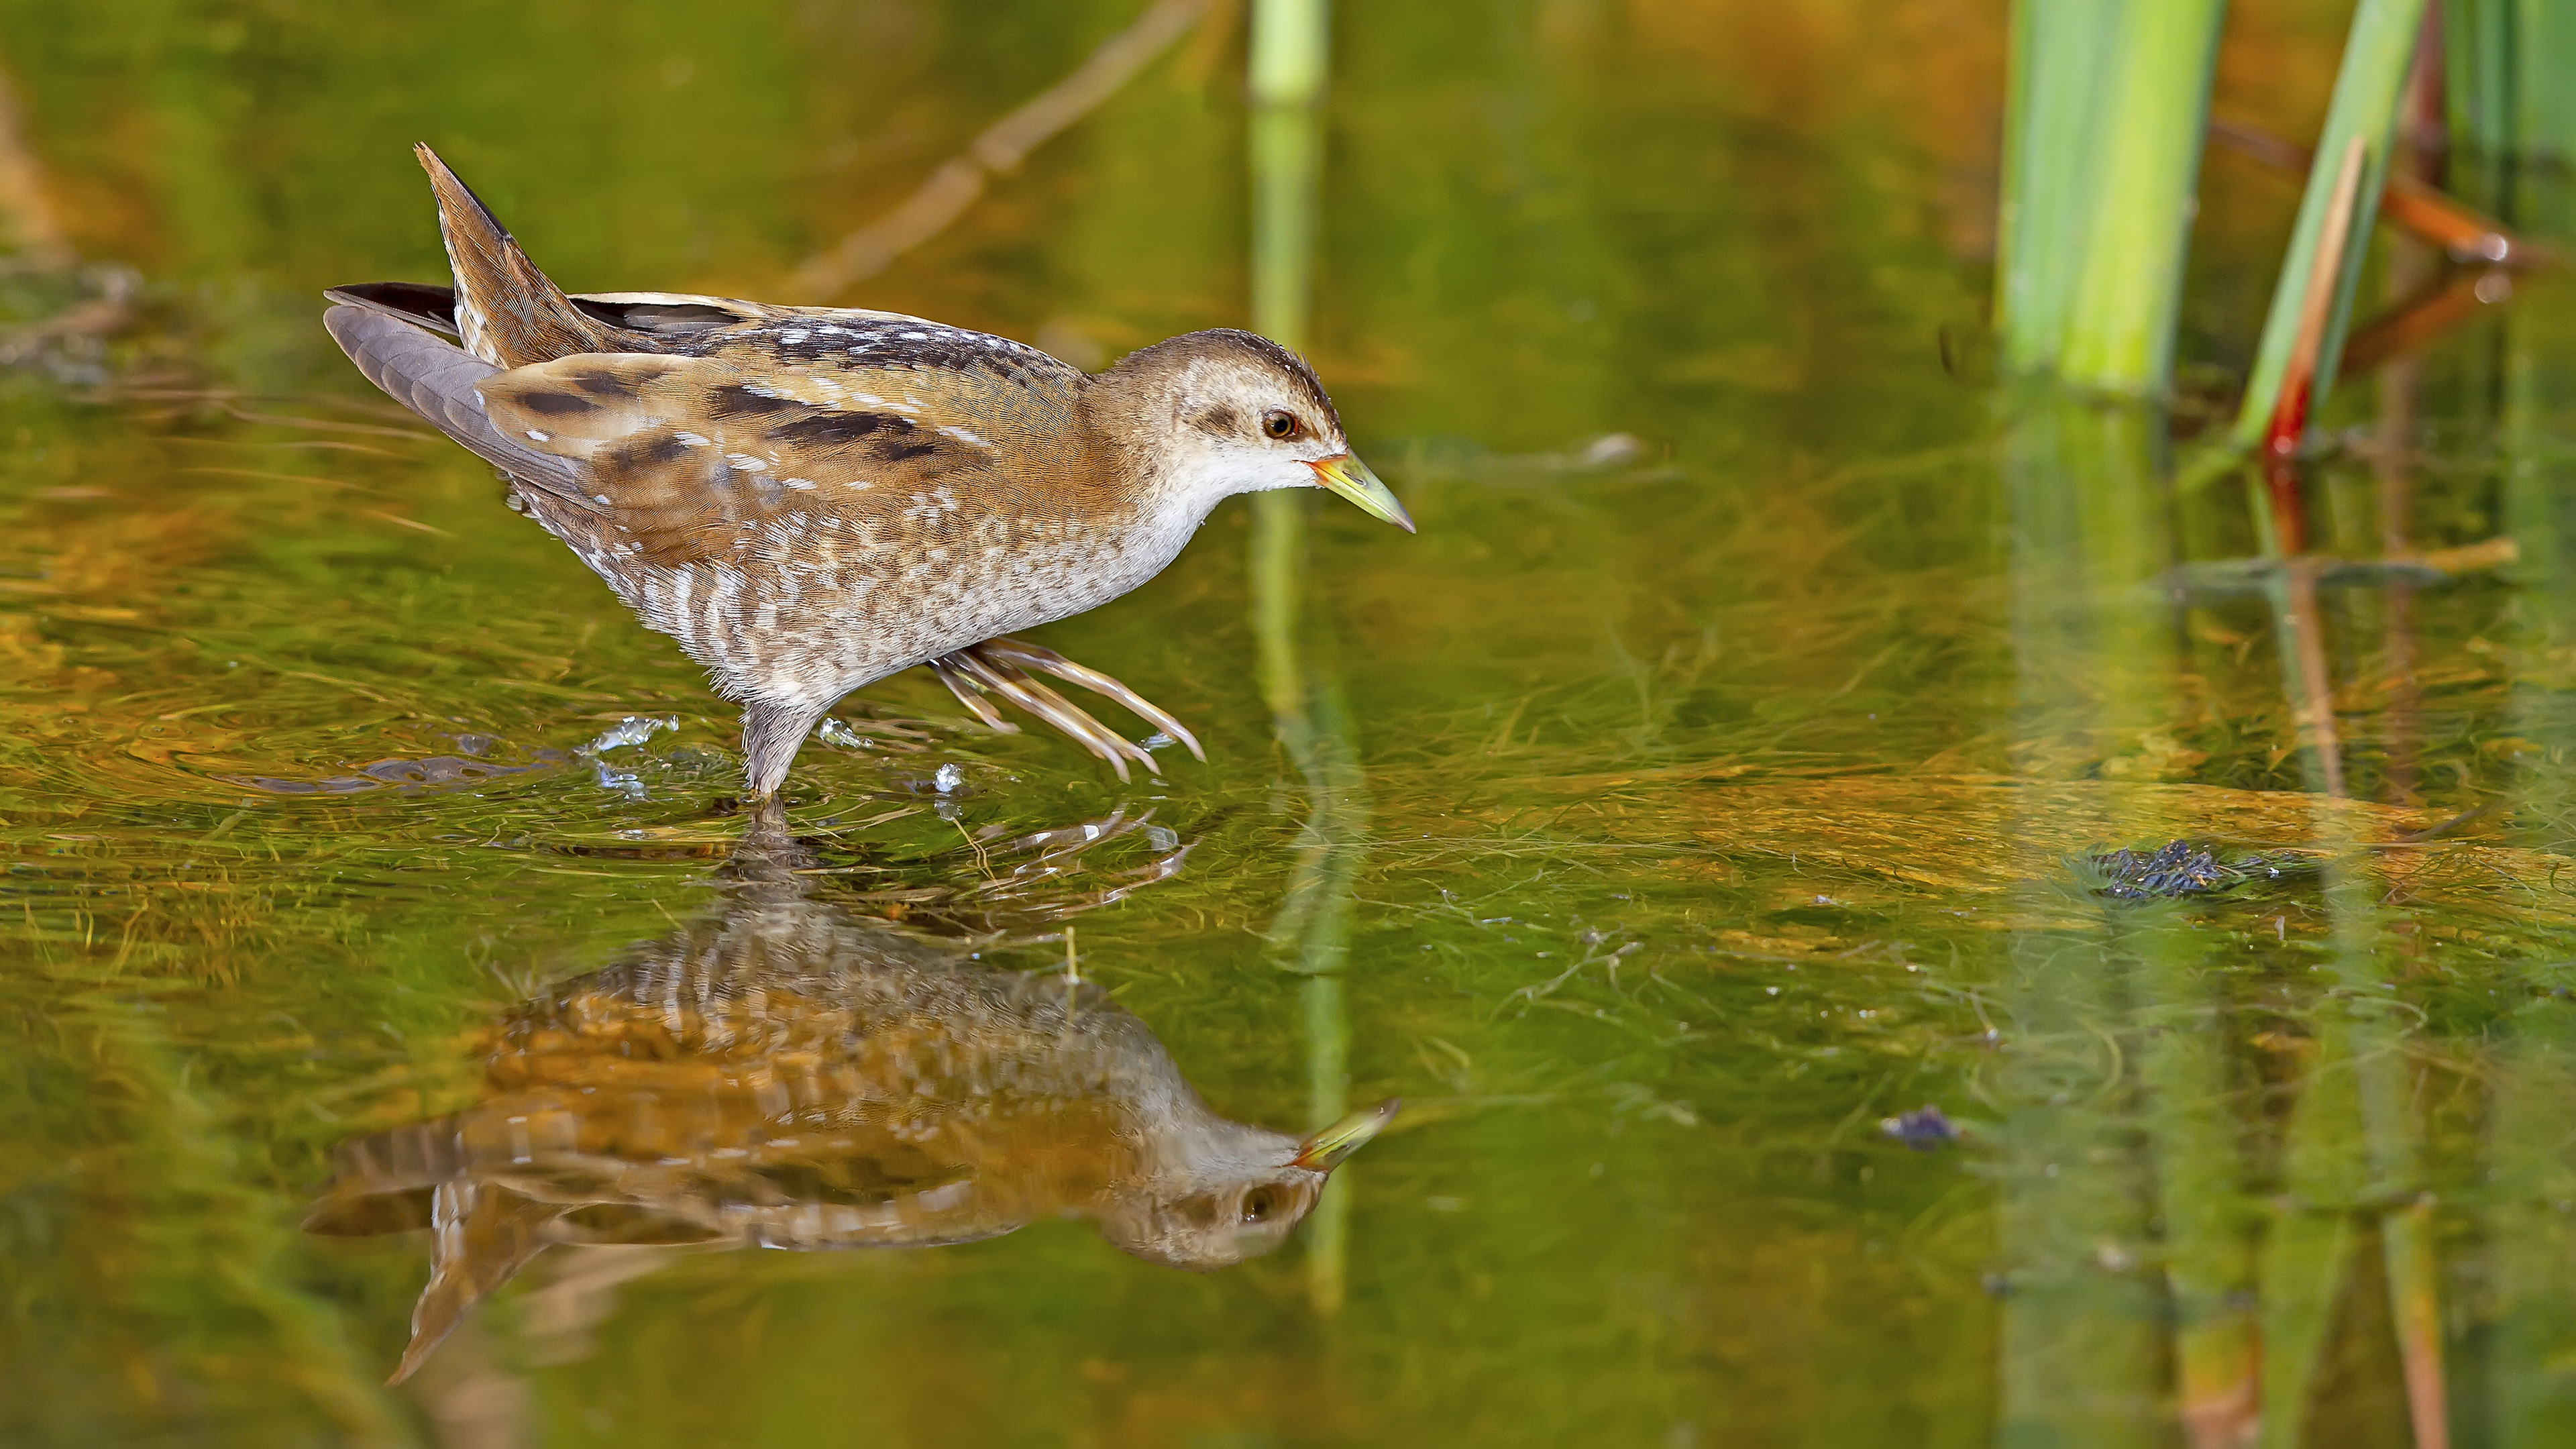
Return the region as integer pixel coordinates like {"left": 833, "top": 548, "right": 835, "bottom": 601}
{"left": 6, "top": 3, "right": 2576, "bottom": 1445}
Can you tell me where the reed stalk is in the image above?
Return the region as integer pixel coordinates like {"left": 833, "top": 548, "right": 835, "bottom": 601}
{"left": 1996, "top": 0, "right": 2110, "bottom": 375}
{"left": 2445, "top": 0, "right": 2515, "bottom": 159}
{"left": 2254, "top": 918, "right": 2376, "bottom": 1449}
{"left": 2385, "top": 1199, "right": 2452, "bottom": 1449}
{"left": 1247, "top": 0, "right": 1365, "bottom": 1319}
{"left": 2265, "top": 138, "right": 2372, "bottom": 469}
{"left": 2448, "top": 1, "right": 2576, "bottom": 172}
{"left": 2232, "top": 0, "right": 2432, "bottom": 448}
{"left": 2522, "top": 2, "right": 2576, "bottom": 164}
{"left": 2057, "top": 1, "right": 2229, "bottom": 392}
{"left": 1998, "top": 0, "right": 2225, "bottom": 394}
{"left": 1250, "top": 0, "right": 1329, "bottom": 109}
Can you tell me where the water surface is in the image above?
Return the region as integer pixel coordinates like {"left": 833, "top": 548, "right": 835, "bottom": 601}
{"left": 5, "top": 3, "right": 2576, "bottom": 1446}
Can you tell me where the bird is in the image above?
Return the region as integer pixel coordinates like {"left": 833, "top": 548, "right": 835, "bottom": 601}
{"left": 303, "top": 803, "right": 1398, "bottom": 1383}
{"left": 323, "top": 146, "right": 1413, "bottom": 796}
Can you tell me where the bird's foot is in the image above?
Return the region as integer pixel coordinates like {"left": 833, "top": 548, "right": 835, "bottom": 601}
{"left": 927, "top": 637, "right": 1205, "bottom": 782}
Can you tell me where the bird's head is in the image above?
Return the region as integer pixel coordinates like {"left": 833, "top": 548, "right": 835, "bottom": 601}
{"left": 1096, "top": 1097, "right": 1399, "bottom": 1269}
{"left": 1091, "top": 329, "right": 1413, "bottom": 532}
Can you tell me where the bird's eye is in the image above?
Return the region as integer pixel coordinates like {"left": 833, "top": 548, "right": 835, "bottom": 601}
{"left": 1261, "top": 409, "right": 1297, "bottom": 441}
{"left": 1241, "top": 1187, "right": 1282, "bottom": 1224}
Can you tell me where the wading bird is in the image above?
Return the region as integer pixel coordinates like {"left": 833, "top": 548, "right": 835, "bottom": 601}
{"left": 325, "top": 146, "right": 1411, "bottom": 796}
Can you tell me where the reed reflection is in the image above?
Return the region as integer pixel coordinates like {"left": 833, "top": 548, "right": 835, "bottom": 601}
{"left": 305, "top": 806, "right": 1395, "bottom": 1385}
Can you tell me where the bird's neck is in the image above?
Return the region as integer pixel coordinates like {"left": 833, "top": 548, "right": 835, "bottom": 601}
{"left": 1074, "top": 376, "right": 1258, "bottom": 538}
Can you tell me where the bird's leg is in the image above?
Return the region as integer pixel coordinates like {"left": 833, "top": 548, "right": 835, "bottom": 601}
{"left": 741, "top": 697, "right": 828, "bottom": 799}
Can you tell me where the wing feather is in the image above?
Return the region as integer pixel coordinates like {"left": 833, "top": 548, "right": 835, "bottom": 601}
{"left": 479, "top": 347, "right": 1083, "bottom": 567}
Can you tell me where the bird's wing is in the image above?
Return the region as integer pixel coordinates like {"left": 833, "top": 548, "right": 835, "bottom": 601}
{"left": 566, "top": 290, "right": 924, "bottom": 341}
{"left": 323, "top": 282, "right": 466, "bottom": 339}
{"left": 322, "top": 305, "right": 600, "bottom": 515}
{"left": 476, "top": 330, "right": 1089, "bottom": 568}
{"left": 325, "top": 280, "right": 883, "bottom": 348}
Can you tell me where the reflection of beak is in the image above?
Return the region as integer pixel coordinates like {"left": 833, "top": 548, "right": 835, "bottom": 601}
{"left": 1291, "top": 1097, "right": 1401, "bottom": 1173}
{"left": 1307, "top": 453, "right": 1415, "bottom": 533}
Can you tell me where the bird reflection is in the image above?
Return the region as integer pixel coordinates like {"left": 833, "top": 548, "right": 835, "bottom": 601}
{"left": 305, "top": 804, "right": 1396, "bottom": 1383}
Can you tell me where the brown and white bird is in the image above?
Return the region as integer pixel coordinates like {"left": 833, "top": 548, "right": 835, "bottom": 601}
{"left": 304, "top": 805, "right": 1398, "bottom": 1383}
{"left": 325, "top": 146, "right": 1411, "bottom": 796}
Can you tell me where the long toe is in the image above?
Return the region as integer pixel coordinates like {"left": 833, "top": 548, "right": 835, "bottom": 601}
{"left": 930, "top": 642, "right": 1163, "bottom": 780}
{"left": 973, "top": 637, "right": 1205, "bottom": 763}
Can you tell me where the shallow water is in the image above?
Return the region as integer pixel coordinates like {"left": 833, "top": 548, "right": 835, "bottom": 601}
{"left": 6, "top": 3, "right": 2576, "bottom": 1446}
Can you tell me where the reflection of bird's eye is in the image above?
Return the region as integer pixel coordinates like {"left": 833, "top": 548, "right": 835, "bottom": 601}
{"left": 1262, "top": 409, "right": 1297, "bottom": 441}
{"left": 1241, "top": 1187, "right": 1282, "bottom": 1224}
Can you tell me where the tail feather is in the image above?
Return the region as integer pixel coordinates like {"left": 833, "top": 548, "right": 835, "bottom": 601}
{"left": 321, "top": 304, "right": 598, "bottom": 516}
{"left": 416, "top": 144, "right": 611, "bottom": 367}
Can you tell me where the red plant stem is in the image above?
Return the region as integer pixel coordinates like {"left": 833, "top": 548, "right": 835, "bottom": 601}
{"left": 2209, "top": 116, "right": 2541, "bottom": 266}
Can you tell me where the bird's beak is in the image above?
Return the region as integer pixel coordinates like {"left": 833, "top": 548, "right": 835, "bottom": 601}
{"left": 1307, "top": 453, "right": 1415, "bottom": 533}
{"left": 1291, "top": 1097, "right": 1401, "bottom": 1173}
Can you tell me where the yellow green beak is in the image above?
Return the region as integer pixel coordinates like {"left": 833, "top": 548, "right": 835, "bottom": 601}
{"left": 1309, "top": 453, "right": 1415, "bottom": 533}
{"left": 1291, "top": 1097, "right": 1401, "bottom": 1173}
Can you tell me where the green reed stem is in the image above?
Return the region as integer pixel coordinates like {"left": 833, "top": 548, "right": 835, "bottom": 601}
{"left": 1249, "top": 0, "right": 1363, "bottom": 1319}
{"left": 1249, "top": 105, "right": 1323, "bottom": 351}
{"left": 2449, "top": 1, "right": 2576, "bottom": 172}
{"left": 1249, "top": 0, "right": 1328, "bottom": 109}
{"left": 2444, "top": 1, "right": 2517, "bottom": 160}
{"left": 2057, "top": 1, "right": 2228, "bottom": 394}
{"left": 2231, "top": 0, "right": 2432, "bottom": 448}
{"left": 1996, "top": 0, "right": 2110, "bottom": 375}
{"left": 1999, "top": 0, "right": 2224, "bottom": 395}
{"left": 2522, "top": 1, "right": 2576, "bottom": 164}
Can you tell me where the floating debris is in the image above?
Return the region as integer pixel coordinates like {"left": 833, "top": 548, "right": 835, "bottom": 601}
{"left": 2082, "top": 839, "right": 2321, "bottom": 902}
{"left": 2089, "top": 841, "right": 2229, "bottom": 900}
{"left": 1880, "top": 1105, "right": 1960, "bottom": 1151}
